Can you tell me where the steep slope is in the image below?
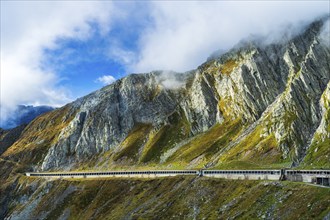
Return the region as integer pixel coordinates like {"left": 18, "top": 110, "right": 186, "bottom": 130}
{"left": 301, "top": 83, "right": 330, "bottom": 168}
{"left": 1, "top": 18, "right": 329, "bottom": 172}
{"left": 0, "top": 125, "right": 26, "bottom": 155}
{"left": 3, "top": 177, "right": 330, "bottom": 220}
{"left": 208, "top": 20, "right": 330, "bottom": 168}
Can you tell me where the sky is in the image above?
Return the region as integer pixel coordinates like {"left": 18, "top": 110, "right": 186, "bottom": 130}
{"left": 1, "top": 1, "right": 329, "bottom": 126}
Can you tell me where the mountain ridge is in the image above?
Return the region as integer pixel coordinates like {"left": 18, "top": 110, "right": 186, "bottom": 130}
{"left": 1, "top": 17, "right": 329, "bottom": 172}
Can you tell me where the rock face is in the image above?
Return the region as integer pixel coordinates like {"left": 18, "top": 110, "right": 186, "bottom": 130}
{"left": 40, "top": 68, "right": 227, "bottom": 169}
{"left": 41, "top": 73, "right": 183, "bottom": 169}
{"left": 1, "top": 18, "right": 329, "bottom": 171}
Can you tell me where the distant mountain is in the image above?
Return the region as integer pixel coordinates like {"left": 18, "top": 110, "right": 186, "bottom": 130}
{"left": 0, "top": 105, "right": 54, "bottom": 129}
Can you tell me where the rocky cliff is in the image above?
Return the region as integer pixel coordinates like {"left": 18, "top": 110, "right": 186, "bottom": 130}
{"left": 1, "top": 18, "right": 329, "bottom": 172}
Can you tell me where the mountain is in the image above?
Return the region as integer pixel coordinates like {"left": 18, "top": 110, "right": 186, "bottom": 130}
{"left": 0, "top": 17, "right": 329, "bottom": 219}
{"left": 0, "top": 125, "right": 26, "bottom": 155}
{"left": 0, "top": 105, "right": 54, "bottom": 129}
{"left": 3, "top": 18, "right": 328, "bottom": 171}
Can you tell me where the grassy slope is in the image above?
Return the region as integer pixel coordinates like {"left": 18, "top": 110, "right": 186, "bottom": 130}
{"left": 166, "top": 119, "right": 242, "bottom": 167}
{"left": 300, "top": 89, "right": 330, "bottom": 169}
{"left": 1, "top": 106, "right": 75, "bottom": 166}
{"left": 215, "top": 124, "right": 291, "bottom": 170}
{"left": 140, "top": 110, "right": 191, "bottom": 163}
{"left": 112, "top": 123, "right": 153, "bottom": 162}
{"left": 301, "top": 137, "right": 330, "bottom": 169}
{"left": 5, "top": 176, "right": 330, "bottom": 220}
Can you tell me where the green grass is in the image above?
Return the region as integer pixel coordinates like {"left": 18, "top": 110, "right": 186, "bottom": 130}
{"left": 299, "top": 87, "right": 330, "bottom": 169}
{"left": 6, "top": 175, "right": 330, "bottom": 220}
{"left": 2, "top": 106, "right": 75, "bottom": 165}
{"left": 139, "top": 110, "right": 191, "bottom": 163}
{"left": 113, "top": 123, "right": 152, "bottom": 161}
{"left": 220, "top": 59, "right": 239, "bottom": 75}
{"left": 300, "top": 136, "right": 330, "bottom": 169}
{"left": 167, "top": 118, "right": 242, "bottom": 165}
{"left": 216, "top": 124, "right": 290, "bottom": 169}
{"left": 215, "top": 160, "right": 293, "bottom": 170}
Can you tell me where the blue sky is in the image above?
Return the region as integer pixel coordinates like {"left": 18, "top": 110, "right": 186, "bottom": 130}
{"left": 41, "top": 24, "right": 128, "bottom": 97}
{"left": 1, "top": 1, "right": 329, "bottom": 125}
{"left": 40, "top": 3, "right": 152, "bottom": 98}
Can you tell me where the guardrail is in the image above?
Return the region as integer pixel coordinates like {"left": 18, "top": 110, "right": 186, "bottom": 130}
{"left": 26, "top": 169, "right": 330, "bottom": 187}
{"left": 26, "top": 170, "right": 199, "bottom": 178}
{"left": 202, "top": 170, "right": 282, "bottom": 180}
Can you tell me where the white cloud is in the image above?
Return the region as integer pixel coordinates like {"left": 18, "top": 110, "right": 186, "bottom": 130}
{"left": 0, "top": 1, "right": 113, "bottom": 125}
{"left": 155, "top": 71, "right": 185, "bottom": 90}
{"left": 96, "top": 75, "right": 116, "bottom": 85}
{"left": 107, "top": 42, "right": 137, "bottom": 65}
{"left": 1, "top": 1, "right": 328, "bottom": 127}
{"left": 320, "top": 17, "right": 330, "bottom": 47}
{"left": 130, "top": 1, "right": 329, "bottom": 73}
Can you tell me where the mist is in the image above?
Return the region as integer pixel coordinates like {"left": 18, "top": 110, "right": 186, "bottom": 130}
{"left": 131, "top": 2, "right": 329, "bottom": 73}
{"left": 155, "top": 71, "right": 186, "bottom": 90}
{"left": 320, "top": 17, "right": 330, "bottom": 47}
